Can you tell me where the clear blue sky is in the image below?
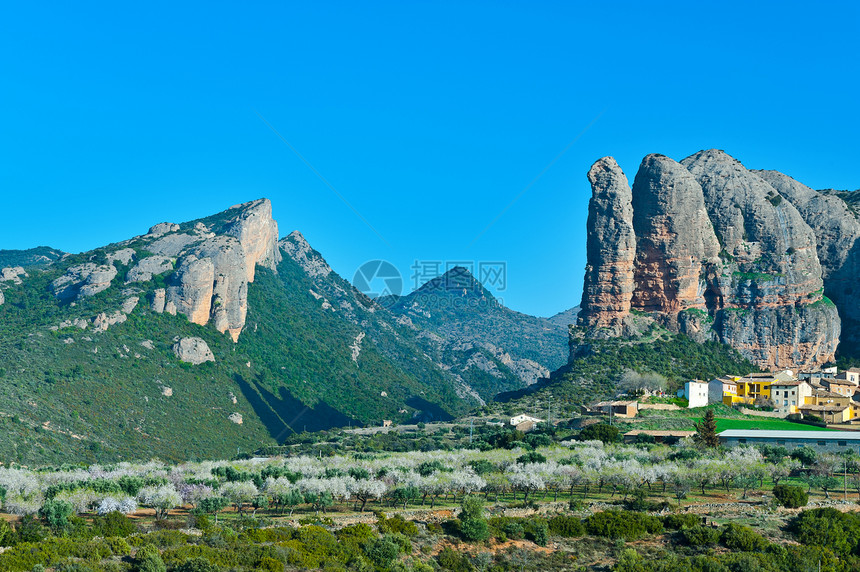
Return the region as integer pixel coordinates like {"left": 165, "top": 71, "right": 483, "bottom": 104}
{"left": 2, "top": 1, "right": 858, "bottom": 317}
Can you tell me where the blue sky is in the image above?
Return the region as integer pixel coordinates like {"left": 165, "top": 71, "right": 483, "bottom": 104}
{"left": 2, "top": 1, "right": 858, "bottom": 317}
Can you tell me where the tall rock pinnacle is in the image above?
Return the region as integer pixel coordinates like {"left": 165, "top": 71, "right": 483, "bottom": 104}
{"left": 576, "top": 150, "right": 841, "bottom": 370}
{"left": 577, "top": 157, "right": 636, "bottom": 336}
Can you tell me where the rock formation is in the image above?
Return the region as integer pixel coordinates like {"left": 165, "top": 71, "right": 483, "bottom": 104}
{"left": 224, "top": 199, "right": 282, "bottom": 282}
{"left": 578, "top": 150, "right": 842, "bottom": 370}
{"left": 172, "top": 337, "right": 215, "bottom": 365}
{"left": 630, "top": 154, "right": 721, "bottom": 320}
{"left": 578, "top": 157, "right": 636, "bottom": 336}
{"left": 755, "top": 170, "right": 860, "bottom": 347}
{"left": 127, "top": 256, "right": 174, "bottom": 283}
{"left": 51, "top": 199, "right": 281, "bottom": 343}
{"left": 1, "top": 267, "right": 28, "bottom": 284}
{"left": 52, "top": 263, "right": 118, "bottom": 300}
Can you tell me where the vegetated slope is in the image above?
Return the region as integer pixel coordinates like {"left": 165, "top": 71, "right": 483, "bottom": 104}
{"left": 0, "top": 203, "right": 473, "bottom": 466}
{"left": 0, "top": 246, "right": 65, "bottom": 267}
{"left": 547, "top": 305, "right": 580, "bottom": 328}
{"left": 496, "top": 326, "right": 758, "bottom": 413}
{"left": 383, "top": 266, "right": 569, "bottom": 400}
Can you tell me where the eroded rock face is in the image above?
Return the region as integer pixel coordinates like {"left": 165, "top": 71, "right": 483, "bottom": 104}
{"left": 577, "top": 157, "right": 636, "bottom": 336}
{"left": 280, "top": 231, "right": 332, "bottom": 278}
{"left": 631, "top": 154, "right": 721, "bottom": 318}
{"left": 52, "top": 263, "right": 118, "bottom": 300}
{"left": 0, "top": 267, "right": 27, "bottom": 284}
{"left": 166, "top": 254, "right": 215, "bottom": 325}
{"left": 106, "top": 249, "right": 135, "bottom": 266}
{"left": 577, "top": 149, "right": 841, "bottom": 370}
{"left": 151, "top": 288, "right": 166, "bottom": 313}
{"left": 172, "top": 337, "right": 215, "bottom": 365}
{"left": 224, "top": 198, "right": 281, "bottom": 282}
{"left": 755, "top": 170, "right": 860, "bottom": 343}
{"left": 147, "top": 222, "right": 180, "bottom": 237}
{"left": 126, "top": 256, "right": 174, "bottom": 283}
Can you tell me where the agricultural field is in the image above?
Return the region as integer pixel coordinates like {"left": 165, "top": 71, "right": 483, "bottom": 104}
{"left": 1, "top": 422, "right": 859, "bottom": 571}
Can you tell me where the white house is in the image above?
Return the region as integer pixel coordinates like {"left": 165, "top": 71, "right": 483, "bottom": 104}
{"left": 708, "top": 376, "right": 739, "bottom": 404}
{"left": 683, "top": 380, "right": 710, "bottom": 408}
{"left": 509, "top": 414, "right": 544, "bottom": 426}
{"left": 769, "top": 380, "right": 812, "bottom": 417}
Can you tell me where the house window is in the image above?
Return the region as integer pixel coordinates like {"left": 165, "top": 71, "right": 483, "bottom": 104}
{"left": 738, "top": 439, "right": 747, "bottom": 444}
{"left": 839, "top": 441, "right": 847, "bottom": 447}
{"left": 777, "top": 440, "right": 785, "bottom": 445}
{"left": 818, "top": 441, "right": 826, "bottom": 446}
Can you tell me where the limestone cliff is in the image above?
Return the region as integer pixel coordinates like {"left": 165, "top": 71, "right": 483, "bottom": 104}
{"left": 755, "top": 170, "right": 860, "bottom": 348}
{"left": 50, "top": 198, "right": 281, "bottom": 342}
{"left": 578, "top": 157, "right": 636, "bottom": 337}
{"left": 578, "top": 150, "right": 841, "bottom": 370}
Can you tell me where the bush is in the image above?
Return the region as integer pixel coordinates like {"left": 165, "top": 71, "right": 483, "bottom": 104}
{"left": 547, "top": 515, "right": 585, "bottom": 537}
{"left": 93, "top": 511, "right": 137, "bottom": 538}
{"left": 174, "top": 558, "right": 221, "bottom": 572}
{"left": 681, "top": 525, "right": 721, "bottom": 546}
{"left": 584, "top": 511, "right": 663, "bottom": 540}
{"left": 135, "top": 545, "right": 167, "bottom": 572}
{"left": 39, "top": 499, "right": 74, "bottom": 532}
{"left": 366, "top": 535, "right": 402, "bottom": 568}
{"left": 436, "top": 546, "right": 472, "bottom": 572}
{"left": 525, "top": 519, "right": 549, "bottom": 546}
{"left": 791, "top": 507, "right": 860, "bottom": 556}
{"left": 579, "top": 424, "right": 619, "bottom": 445}
{"left": 662, "top": 514, "right": 700, "bottom": 530}
{"left": 721, "top": 523, "right": 769, "bottom": 552}
{"left": 459, "top": 495, "right": 490, "bottom": 542}
{"left": 773, "top": 484, "right": 808, "bottom": 508}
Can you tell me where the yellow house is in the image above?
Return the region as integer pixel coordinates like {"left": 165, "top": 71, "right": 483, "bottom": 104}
{"left": 799, "top": 389, "right": 856, "bottom": 423}
{"left": 722, "top": 372, "right": 787, "bottom": 406}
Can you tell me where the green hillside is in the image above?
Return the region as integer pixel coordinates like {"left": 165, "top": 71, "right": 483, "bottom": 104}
{"left": 494, "top": 326, "right": 758, "bottom": 416}
{"left": 0, "top": 231, "right": 472, "bottom": 467}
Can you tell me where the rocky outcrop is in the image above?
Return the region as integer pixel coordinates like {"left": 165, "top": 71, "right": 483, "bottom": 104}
{"left": 577, "top": 157, "right": 636, "bottom": 336}
{"left": 631, "top": 154, "right": 721, "bottom": 319}
{"left": 147, "top": 222, "right": 180, "bottom": 237}
{"left": 1, "top": 267, "right": 28, "bottom": 284}
{"left": 172, "top": 337, "right": 215, "bottom": 365}
{"left": 106, "top": 249, "right": 135, "bottom": 266}
{"left": 126, "top": 256, "right": 174, "bottom": 283}
{"left": 151, "top": 288, "right": 166, "bottom": 313}
{"left": 52, "top": 263, "right": 118, "bottom": 300}
{"left": 755, "top": 170, "right": 860, "bottom": 344}
{"left": 224, "top": 199, "right": 281, "bottom": 282}
{"left": 280, "top": 231, "right": 332, "bottom": 278}
{"left": 577, "top": 149, "right": 841, "bottom": 370}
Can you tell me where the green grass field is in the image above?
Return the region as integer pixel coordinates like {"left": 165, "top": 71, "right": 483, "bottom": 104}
{"left": 712, "top": 417, "right": 833, "bottom": 432}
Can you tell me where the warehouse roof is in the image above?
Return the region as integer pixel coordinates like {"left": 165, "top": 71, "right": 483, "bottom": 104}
{"left": 718, "top": 430, "right": 860, "bottom": 440}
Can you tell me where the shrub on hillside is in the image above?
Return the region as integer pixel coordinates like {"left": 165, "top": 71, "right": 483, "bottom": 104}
{"left": 720, "top": 523, "right": 769, "bottom": 552}
{"left": 662, "top": 514, "right": 700, "bottom": 530}
{"left": 547, "top": 515, "right": 585, "bottom": 537}
{"left": 578, "top": 424, "right": 619, "bottom": 445}
{"left": 791, "top": 507, "right": 860, "bottom": 557}
{"left": 773, "top": 484, "right": 808, "bottom": 508}
{"left": 584, "top": 511, "right": 663, "bottom": 540}
{"left": 681, "top": 525, "right": 721, "bottom": 547}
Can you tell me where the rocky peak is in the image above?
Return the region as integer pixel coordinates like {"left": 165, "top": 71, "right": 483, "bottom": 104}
{"left": 577, "top": 156, "right": 636, "bottom": 336}
{"left": 631, "top": 154, "right": 721, "bottom": 316}
{"left": 415, "top": 266, "right": 493, "bottom": 299}
{"left": 577, "top": 149, "right": 841, "bottom": 370}
{"left": 223, "top": 198, "right": 281, "bottom": 282}
{"left": 279, "top": 231, "right": 332, "bottom": 279}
